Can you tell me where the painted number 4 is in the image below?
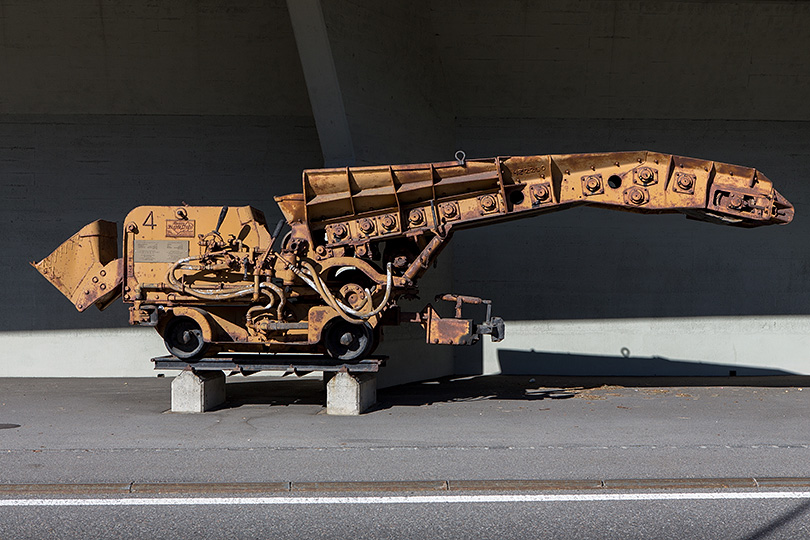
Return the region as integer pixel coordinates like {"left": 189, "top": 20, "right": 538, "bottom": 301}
{"left": 143, "top": 211, "right": 157, "bottom": 230}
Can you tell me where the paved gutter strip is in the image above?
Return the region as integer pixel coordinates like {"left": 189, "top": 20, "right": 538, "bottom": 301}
{"left": 603, "top": 478, "right": 758, "bottom": 490}
{"left": 448, "top": 480, "right": 604, "bottom": 491}
{"left": 291, "top": 481, "right": 448, "bottom": 492}
{"left": 1, "top": 478, "right": 809, "bottom": 496}
{"left": 754, "top": 477, "right": 810, "bottom": 488}
{"left": 0, "top": 484, "right": 131, "bottom": 495}
{"left": 130, "top": 482, "right": 291, "bottom": 494}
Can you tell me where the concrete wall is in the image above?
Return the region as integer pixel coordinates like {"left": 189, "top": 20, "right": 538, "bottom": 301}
{"left": 316, "top": 0, "right": 457, "bottom": 385}
{"left": 431, "top": 0, "right": 810, "bottom": 121}
{"left": 4, "top": 0, "right": 809, "bottom": 381}
{"left": 320, "top": 0, "right": 455, "bottom": 165}
{"left": 451, "top": 118, "right": 810, "bottom": 376}
{"left": 429, "top": 0, "right": 810, "bottom": 376}
{"left": 0, "top": 1, "right": 322, "bottom": 376}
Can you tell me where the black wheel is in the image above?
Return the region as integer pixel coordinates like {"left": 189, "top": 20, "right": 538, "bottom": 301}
{"left": 163, "top": 317, "right": 209, "bottom": 360}
{"left": 323, "top": 319, "right": 375, "bottom": 361}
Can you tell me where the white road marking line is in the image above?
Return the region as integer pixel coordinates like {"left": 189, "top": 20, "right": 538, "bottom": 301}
{"left": 2, "top": 492, "right": 810, "bottom": 507}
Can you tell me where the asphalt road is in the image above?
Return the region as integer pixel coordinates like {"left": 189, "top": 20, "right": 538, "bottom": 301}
{"left": 2, "top": 374, "right": 810, "bottom": 538}
{"left": 2, "top": 375, "right": 810, "bottom": 483}
{"left": 1, "top": 491, "right": 809, "bottom": 539}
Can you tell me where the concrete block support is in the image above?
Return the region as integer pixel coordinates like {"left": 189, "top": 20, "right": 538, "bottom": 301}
{"left": 171, "top": 370, "right": 226, "bottom": 413}
{"left": 326, "top": 372, "right": 377, "bottom": 415}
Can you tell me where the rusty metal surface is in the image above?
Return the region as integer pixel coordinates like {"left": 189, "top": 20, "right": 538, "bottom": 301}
{"left": 448, "top": 479, "right": 604, "bottom": 491}
{"left": 603, "top": 478, "right": 758, "bottom": 489}
{"left": 151, "top": 354, "right": 385, "bottom": 373}
{"left": 31, "top": 220, "right": 122, "bottom": 312}
{"left": 291, "top": 481, "right": 448, "bottom": 492}
{"left": 32, "top": 151, "right": 794, "bottom": 363}
{"left": 130, "top": 482, "right": 291, "bottom": 494}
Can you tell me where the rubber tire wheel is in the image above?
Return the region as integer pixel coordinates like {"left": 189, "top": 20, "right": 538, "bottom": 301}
{"left": 163, "top": 317, "right": 209, "bottom": 360}
{"left": 323, "top": 320, "right": 375, "bottom": 361}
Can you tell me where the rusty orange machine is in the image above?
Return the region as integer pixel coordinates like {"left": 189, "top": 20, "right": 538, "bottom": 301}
{"left": 33, "top": 151, "right": 794, "bottom": 362}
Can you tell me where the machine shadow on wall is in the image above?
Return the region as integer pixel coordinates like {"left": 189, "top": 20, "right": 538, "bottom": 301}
{"left": 496, "top": 349, "right": 793, "bottom": 377}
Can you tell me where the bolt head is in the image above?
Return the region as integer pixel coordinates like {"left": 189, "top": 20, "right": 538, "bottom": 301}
{"left": 333, "top": 223, "right": 348, "bottom": 239}
{"left": 408, "top": 209, "right": 424, "bottom": 226}
{"left": 339, "top": 332, "right": 354, "bottom": 346}
{"left": 586, "top": 178, "right": 601, "bottom": 193}
{"left": 677, "top": 175, "right": 694, "bottom": 190}
{"left": 629, "top": 189, "right": 645, "bottom": 204}
{"left": 359, "top": 218, "right": 374, "bottom": 234}
{"left": 381, "top": 215, "right": 396, "bottom": 230}
{"left": 534, "top": 185, "right": 550, "bottom": 201}
{"left": 637, "top": 167, "right": 655, "bottom": 184}
{"left": 441, "top": 204, "right": 457, "bottom": 218}
{"left": 728, "top": 195, "right": 743, "bottom": 209}
{"left": 480, "top": 195, "right": 497, "bottom": 211}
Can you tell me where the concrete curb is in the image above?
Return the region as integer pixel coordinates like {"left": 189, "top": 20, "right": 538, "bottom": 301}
{"left": 2, "top": 478, "right": 810, "bottom": 496}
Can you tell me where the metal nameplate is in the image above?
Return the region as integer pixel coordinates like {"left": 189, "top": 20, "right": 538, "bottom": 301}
{"left": 166, "top": 219, "right": 196, "bottom": 238}
{"left": 134, "top": 240, "right": 189, "bottom": 263}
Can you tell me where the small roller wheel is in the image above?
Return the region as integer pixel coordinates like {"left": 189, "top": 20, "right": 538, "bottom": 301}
{"left": 323, "top": 319, "right": 375, "bottom": 361}
{"left": 163, "top": 316, "right": 209, "bottom": 360}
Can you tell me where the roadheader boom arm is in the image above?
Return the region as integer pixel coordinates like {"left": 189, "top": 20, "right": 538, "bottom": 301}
{"left": 33, "top": 151, "right": 794, "bottom": 361}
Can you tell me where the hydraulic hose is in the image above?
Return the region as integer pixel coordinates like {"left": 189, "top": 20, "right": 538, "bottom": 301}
{"left": 166, "top": 257, "right": 285, "bottom": 316}
{"left": 277, "top": 255, "right": 393, "bottom": 324}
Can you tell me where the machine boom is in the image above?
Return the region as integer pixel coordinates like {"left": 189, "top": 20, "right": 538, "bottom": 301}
{"left": 33, "top": 151, "right": 794, "bottom": 362}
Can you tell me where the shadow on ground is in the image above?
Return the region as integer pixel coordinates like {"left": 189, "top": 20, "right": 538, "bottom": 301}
{"left": 217, "top": 373, "right": 810, "bottom": 411}
{"left": 221, "top": 377, "right": 325, "bottom": 409}
{"left": 497, "top": 350, "right": 796, "bottom": 377}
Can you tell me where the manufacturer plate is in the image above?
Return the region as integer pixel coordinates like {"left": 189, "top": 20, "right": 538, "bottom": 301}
{"left": 166, "top": 219, "right": 196, "bottom": 238}
{"left": 134, "top": 240, "right": 189, "bottom": 263}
